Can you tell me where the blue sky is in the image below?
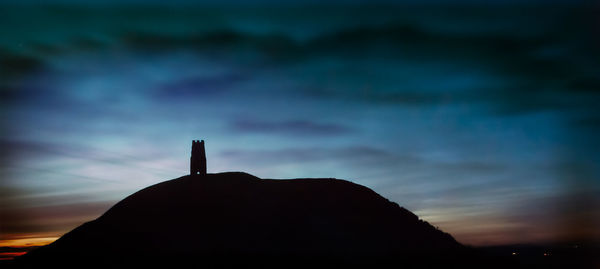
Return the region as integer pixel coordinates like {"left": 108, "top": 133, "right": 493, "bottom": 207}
{"left": 1, "top": 3, "right": 599, "bottom": 247}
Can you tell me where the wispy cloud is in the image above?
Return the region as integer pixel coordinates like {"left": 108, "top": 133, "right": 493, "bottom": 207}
{"left": 230, "top": 118, "right": 354, "bottom": 136}
{"left": 219, "top": 146, "right": 401, "bottom": 166}
{"left": 155, "top": 72, "right": 247, "bottom": 99}
{"left": 0, "top": 200, "right": 113, "bottom": 235}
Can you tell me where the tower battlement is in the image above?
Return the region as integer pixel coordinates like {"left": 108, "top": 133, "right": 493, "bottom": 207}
{"left": 190, "top": 140, "right": 207, "bottom": 176}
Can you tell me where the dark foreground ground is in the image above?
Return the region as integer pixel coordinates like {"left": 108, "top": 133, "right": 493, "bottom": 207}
{"left": 2, "top": 243, "right": 598, "bottom": 269}
{"left": 474, "top": 243, "right": 599, "bottom": 269}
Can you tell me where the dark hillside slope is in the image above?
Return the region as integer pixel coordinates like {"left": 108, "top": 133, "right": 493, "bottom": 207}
{"left": 21, "top": 172, "right": 468, "bottom": 268}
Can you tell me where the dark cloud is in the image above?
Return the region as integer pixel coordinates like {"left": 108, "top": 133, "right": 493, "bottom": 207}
{"left": 219, "top": 146, "right": 502, "bottom": 173}
{"left": 0, "top": 200, "right": 113, "bottom": 235}
{"left": 155, "top": 73, "right": 247, "bottom": 99}
{"left": 121, "top": 30, "right": 300, "bottom": 61}
{"left": 567, "top": 76, "right": 600, "bottom": 94}
{"left": 0, "top": 139, "right": 178, "bottom": 177}
{"left": 2, "top": 6, "right": 597, "bottom": 119}
{"left": 0, "top": 50, "right": 44, "bottom": 82}
{"left": 0, "top": 188, "right": 110, "bottom": 240}
{"left": 0, "top": 139, "right": 71, "bottom": 164}
{"left": 219, "top": 146, "right": 401, "bottom": 166}
{"left": 573, "top": 116, "right": 600, "bottom": 131}
{"left": 0, "top": 139, "right": 108, "bottom": 164}
{"left": 230, "top": 119, "right": 353, "bottom": 136}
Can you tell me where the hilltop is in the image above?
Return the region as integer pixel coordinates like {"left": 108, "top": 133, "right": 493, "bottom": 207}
{"left": 19, "top": 172, "right": 469, "bottom": 268}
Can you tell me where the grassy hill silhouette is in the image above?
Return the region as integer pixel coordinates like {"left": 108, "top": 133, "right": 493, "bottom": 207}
{"left": 19, "top": 172, "right": 473, "bottom": 268}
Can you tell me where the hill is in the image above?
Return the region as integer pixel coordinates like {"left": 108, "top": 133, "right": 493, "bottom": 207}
{"left": 18, "top": 172, "right": 469, "bottom": 268}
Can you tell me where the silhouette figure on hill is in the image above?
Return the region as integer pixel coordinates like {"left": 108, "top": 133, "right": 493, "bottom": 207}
{"left": 190, "top": 140, "right": 206, "bottom": 176}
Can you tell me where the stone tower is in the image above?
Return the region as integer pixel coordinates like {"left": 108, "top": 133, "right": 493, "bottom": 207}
{"left": 190, "top": 140, "right": 207, "bottom": 176}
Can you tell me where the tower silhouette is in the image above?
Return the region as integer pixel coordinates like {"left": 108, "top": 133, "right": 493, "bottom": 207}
{"left": 190, "top": 140, "right": 207, "bottom": 176}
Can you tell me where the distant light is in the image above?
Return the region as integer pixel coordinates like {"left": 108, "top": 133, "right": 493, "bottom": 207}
{"left": 543, "top": 253, "right": 550, "bottom": 256}
{"left": 511, "top": 252, "right": 517, "bottom": 255}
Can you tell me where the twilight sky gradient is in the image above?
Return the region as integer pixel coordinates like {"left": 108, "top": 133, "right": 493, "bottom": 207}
{"left": 1, "top": 1, "right": 600, "bottom": 249}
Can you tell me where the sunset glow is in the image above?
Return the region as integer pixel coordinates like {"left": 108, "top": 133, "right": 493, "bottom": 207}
{"left": 0, "top": 237, "right": 59, "bottom": 248}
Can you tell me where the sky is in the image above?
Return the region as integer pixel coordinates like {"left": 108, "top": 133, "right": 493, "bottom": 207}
{"left": 1, "top": 1, "right": 599, "bottom": 252}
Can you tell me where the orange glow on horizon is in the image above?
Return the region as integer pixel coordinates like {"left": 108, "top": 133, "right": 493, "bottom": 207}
{"left": 0, "top": 236, "right": 58, "bottom": 261}
{"left": 0, "top": 236, "right": 59, "bottom": 248}
{"left": 0, "top": 252, "right": 28, "bottom": 260}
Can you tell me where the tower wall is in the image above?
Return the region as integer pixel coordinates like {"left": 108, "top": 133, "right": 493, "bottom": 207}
{"left": 190, "top": 140, "right": 207, "bottom": 176}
